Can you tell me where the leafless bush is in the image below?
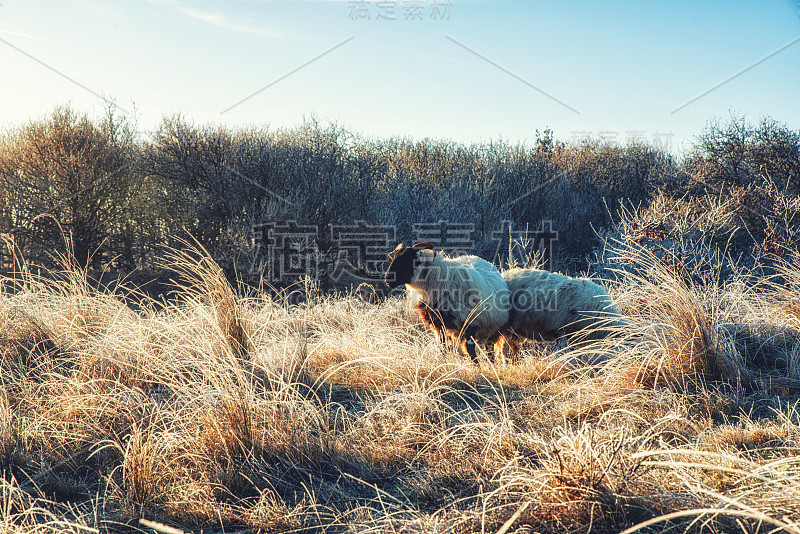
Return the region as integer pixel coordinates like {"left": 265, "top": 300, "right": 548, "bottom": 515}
{"left": 688, "top": 115, "right": 800, "bottom": 191}
{"left": 3, "top": 108, "right": 797, "bottom": 282}
{"left": 0, "top": 105, "right": 141, "bottom": 269}
{"left": 142, "top": 121, "right": 676, "bottom": 273}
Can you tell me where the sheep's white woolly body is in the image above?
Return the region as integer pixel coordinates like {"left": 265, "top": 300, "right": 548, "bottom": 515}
{"left": 406, "top": 250, "right": 510, "bottom": 345}
{"left": 498, "top": 268, "right": 627, "bottom": 360}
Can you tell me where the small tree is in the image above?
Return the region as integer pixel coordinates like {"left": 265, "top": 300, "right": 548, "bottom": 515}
{"left": 0, "top": 104, "right": 138, "bottom": 268}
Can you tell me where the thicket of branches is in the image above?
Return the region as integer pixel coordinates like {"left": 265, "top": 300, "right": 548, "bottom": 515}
{"left": 1, "top": 106, "right": 798, "bottom": 276}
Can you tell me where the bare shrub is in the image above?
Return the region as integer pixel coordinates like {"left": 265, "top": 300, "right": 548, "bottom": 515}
{"left": 0, "top": 105, "right": 141, "bottom": 269}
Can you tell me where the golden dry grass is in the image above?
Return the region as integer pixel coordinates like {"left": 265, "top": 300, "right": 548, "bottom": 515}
{"left": 1, "top": 240, "right": 799, "bottom": 534}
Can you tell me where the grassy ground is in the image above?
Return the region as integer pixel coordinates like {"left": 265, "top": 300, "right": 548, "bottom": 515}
{"left": 1, "top": 237, "right": 800, "bottom": 534}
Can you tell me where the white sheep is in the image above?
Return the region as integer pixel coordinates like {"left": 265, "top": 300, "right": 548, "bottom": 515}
{"left": 495, "top": 268, "right": 628, "bottom": 362}
{"left": 385, "top": 242, "right": 509, "bottom": 363}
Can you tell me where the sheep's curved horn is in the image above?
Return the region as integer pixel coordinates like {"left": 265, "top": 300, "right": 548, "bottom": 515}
{"left": 412, "top": 242, "right": 435, "bottom": 250}
{"left": 387, "top": 243, "right": 405, "bottom": 258}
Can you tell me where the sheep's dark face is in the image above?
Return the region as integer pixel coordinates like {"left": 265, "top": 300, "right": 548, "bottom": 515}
{"left": 385, "top": 244, "right": 421, "bottom": 289}
{"left": 385, "top": 243, "right": 436, "bottom": 289}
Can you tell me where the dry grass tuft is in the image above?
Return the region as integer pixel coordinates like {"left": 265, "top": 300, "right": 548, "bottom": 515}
{"left": 603, "top": 240, "right": 749, "bottom": 392}
{"left": 161, "top": 237, "right": 253, "bottom": 359}
{"left": 772, "top": 258, "right": 800, "bottom": 332}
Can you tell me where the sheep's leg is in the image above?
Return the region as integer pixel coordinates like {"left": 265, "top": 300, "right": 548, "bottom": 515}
{"left": 491, "top": 332, "right": 522, "bottom": 364}
{"left": 436, "top": 328, "right": 447, "bottom": 345}
{"left": 507, "top": 337, "right": 520, "bottom": 364}
{"left": 417, "top": 303, "right": 449, "bottom": 346}
{"left": 487, "top": 332, "right": 503, "bottom": 364}
{"left": 436, "top": 310, "right": 463, "bottom": 350}
{"left": 429, "top": 317, "right": 448, "bottom": 345}
{"left": 429, "top": 323, "right": 447, "bottom": 345}
{"left": 462, "top": 338, "right": 478, "bottom": 364}
{"left": 460, "top": 325, "right": 480, "bottom": 364}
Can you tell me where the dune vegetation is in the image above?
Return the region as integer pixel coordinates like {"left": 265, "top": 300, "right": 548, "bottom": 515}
{"left": 2, "top": 224, "right": 799, "bottom": 533}
{"left": 1, "top": 109, "right": 799, "bottom": 533}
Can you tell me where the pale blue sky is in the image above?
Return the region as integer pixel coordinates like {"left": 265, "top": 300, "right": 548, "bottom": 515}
{"left": 1, "top": 0, "right": 798, "bottom": 153}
